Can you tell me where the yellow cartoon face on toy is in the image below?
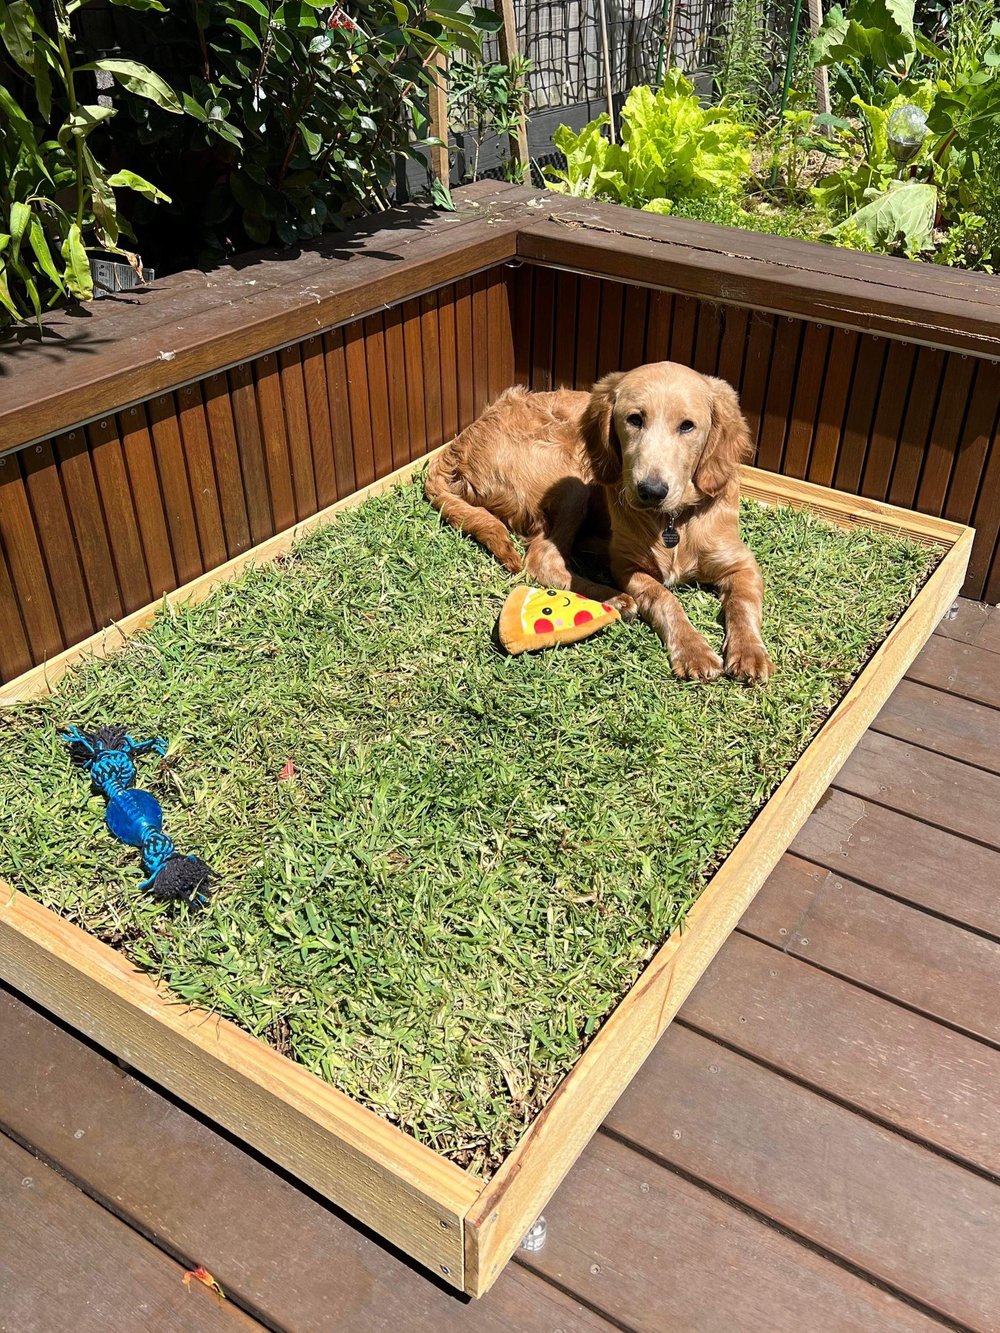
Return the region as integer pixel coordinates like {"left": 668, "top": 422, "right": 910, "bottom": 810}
{"left": 498, "top": 586, "right": 621, "bottom": 655}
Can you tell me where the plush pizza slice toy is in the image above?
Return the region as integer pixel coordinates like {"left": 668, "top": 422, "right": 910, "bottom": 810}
{"left": 498, "top": 586, "right": 621, "bottom": 655}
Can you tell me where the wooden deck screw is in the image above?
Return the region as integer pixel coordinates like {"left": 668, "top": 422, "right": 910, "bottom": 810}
{"left": 520, "top": 1215, "right": 547, "bottom": 1252}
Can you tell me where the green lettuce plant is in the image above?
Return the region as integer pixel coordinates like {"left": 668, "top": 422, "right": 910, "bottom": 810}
{"left": 547, "top": 71, "right": 753, "bottom": 211}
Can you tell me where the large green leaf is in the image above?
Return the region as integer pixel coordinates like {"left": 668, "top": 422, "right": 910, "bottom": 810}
{"left": 9, "top": 201, "right": 31, "bottom": 259}
{"left": 28, "top": 216, "right": 65, "bottom": 292}
{"left": 58, "top": 105, "right": 117, "bottom": 144}
{"left": 61, "top": 222, "right": 93, "bottom": 300}
{"left": 810, "top": 0, "right": 916, "bottom": 72}
{"left": 827, "top": 181, "right": 936, "bottom": 252}
{"left": 106, "top": 168, "right": 171, "bottom": 202}
{"left": 79, "top": 58, "right": 183, "bottom": 113}
{"left": 0, "top": 0, "right": 35, "bottom": 74}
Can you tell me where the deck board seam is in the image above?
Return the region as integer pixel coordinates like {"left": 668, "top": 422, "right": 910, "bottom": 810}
{"left": 902, "top": 666, "right": 1000, "bottom": 716}
{"left": 671, "top": 1012, "right": 1000, "bottom": 1189}
{"left": 733, "top": 919, "right": 1000, "bottom": 1071}
{"left": 595, "top": 1122, "right": 965, "bottom": 1332}
{"left": 828, "top": 781, "right": 1000, "bottom": 855}
{"left": 509, "top": 1257, "right": 640, "bottom": 1333}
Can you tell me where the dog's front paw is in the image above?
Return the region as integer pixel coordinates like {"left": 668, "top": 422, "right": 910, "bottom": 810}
{"left": 606, "top": 593, "right": 637, "bottom": 620}
{"left": 670, "top": 634, "right": 724, "bottom": 681}
{"left": 725, "top": 637, "right": 775, "bottom": 684}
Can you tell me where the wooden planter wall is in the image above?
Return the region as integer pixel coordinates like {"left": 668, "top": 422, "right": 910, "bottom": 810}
{"left": 1, "top": 181, "right": 999, "bottom": 687}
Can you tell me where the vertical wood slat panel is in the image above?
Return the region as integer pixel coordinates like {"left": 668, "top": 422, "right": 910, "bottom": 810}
{"left": 859, "top": 341, "right": 917, "bottom": 500}
{"left": 383, "top": 307, "right": 412, "bottom": 471}
{"left": 717, "top": 305, "right": 749, "bottom": 391}
{"left": 619, "top": 285, "right": 649, "bottom": 373}
{"left": 419, "top": 294, "right": 444, "bottom": 453}
{"left": 834, "top": 337, "right": 888, "bottom": 495}
{"left": 692, "top": 302, "right": 723, "bottom": 377}
{"left": 54, "top": 428, "right": 125, "bottom": 626}
{"left": 343, "top": 321, "right": 376, "bottom": 491}
{"left": 175, "top": 384, "right": 227, "bottom": 573}
{"left": 0, "top": 538, "right": 32, "bottom": 680}
{"left": 253, "top": 352, "right": 297, "bottom": 533}
{"left": 437, "top": 289, "right": 459, "bottom": 445}
{"left": 915, "top": 353, "right": 977, "bottom": 516}
{"left": 755, "top": 317, "right": 804, "bottom": 474}
{"left": 116, "top": 404, "right": 177, "bottom": 599}
{"left": 277, "top": 345, "right": 319, "bottom": 521}
{"left": 300, "top": 336, "right": 338, "bottom": 511}
{"left": 471, "top": 272, "right": 492, "bottom": 411}
{"left": 887, "top": 347, "right": 946, "bottom": 509}
{"left": 968, "top": 403, "right": 1000, "bottom": 601}
{"left": 201, "top": 373, "right": 252, "bottom": 558}
{"left": 510, "top": 266, "right": 532, "bottom": 389}
{"left": 486, "top": 269, "right": 513, "bottom": 402}
{"left": 668, "top": 295, "right": 698, "bottom": 366}
{"left": 400, "top": 300, "right": 427, "bottom": 466}
{"left": 528, "top": 266, "right": 554, "bottom": 392}
{"left": 740, "top": 313, "right": 778, "bottom": 458}
{"left": 944, "top": 363, "right": 1000, "bottom": 526}
{"left": 20, "top": 441, "right": 95, "bottom": 647}
{"left": 0, "top": 453, "right": 64, "bottom": 661}
{"left": 322, "top": 328, "right": 357, "bottom": 499}
{"left": 574, "top": 276, "right": 604, "bottom": 389}
{"left": 552, "top": 272, "right": 580, "bottom": 388}
{"left": 228, "top": 362, "right": 274, "bottom": 546}
{"left": 86, "top": 415, "right": 153, "bottom": 614}
{"left": 595, "top": 280, "right": 624, "bottom": 380}
{"left": 364, "top": 314, "right": 394, "bottom": 480}
{"left": 806, "top": 328, "right": 859, "bottom": 488}
{"left": 782, "top": 324, "right": 832, "bottom": 479}
{"left": 455, "top": 279, "right": 477, "bottom": 426}
{"left": 644, "top": 290, "right": 674, "bottom": 365}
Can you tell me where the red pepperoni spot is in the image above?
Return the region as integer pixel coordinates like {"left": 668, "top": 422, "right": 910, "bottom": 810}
{"left": 602, "top": 603, "right": 613, "bottom": 613}
{"left": 574, "top": 609, "right": 594, "bottom": 626}
{"left": 534, "top": 617, "right": 555, "bottom": 634}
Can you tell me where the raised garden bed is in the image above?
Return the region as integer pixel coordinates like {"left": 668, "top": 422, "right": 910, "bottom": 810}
{"left": 0, "top": 451, "right": 972, "bottom": 1295}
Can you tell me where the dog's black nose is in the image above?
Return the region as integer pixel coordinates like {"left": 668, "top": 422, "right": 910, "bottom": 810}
{"left": 636, "top": 478, "right": 670, "bottom": 506}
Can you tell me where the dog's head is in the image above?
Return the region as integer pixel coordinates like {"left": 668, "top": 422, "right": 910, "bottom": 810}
{"left": 582, "top": 362, "right": 752, "bottom": 512}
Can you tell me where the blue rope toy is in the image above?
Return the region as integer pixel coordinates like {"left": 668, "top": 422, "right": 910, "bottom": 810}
{"left": 61, "top": 725, "right": 213, "bottom": 906}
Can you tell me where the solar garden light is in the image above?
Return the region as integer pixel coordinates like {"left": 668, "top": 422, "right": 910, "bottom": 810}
{"left": 520, "top": 1215, "right": 548, "bottom": 1251}
{"left": 887, "top": 105, "right": 929, "bottom": 178}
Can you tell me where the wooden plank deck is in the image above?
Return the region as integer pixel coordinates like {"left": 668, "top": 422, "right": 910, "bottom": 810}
{"left": 2, "top": 598, "right": 998, "bottom": 1332}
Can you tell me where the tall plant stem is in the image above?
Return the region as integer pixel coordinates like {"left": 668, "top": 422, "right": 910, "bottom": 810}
{"left": 769, "top": 0, "right": 804, "bottom": 189}
{"left": 53, "top": 0, "right": 84, "bottom": 225}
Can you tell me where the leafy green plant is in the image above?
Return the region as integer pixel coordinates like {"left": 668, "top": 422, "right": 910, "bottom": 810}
{"left": 104, "top": 1, "right": 502, "bottom": 267}
{"left": 547, "top": 71, "right": 753, "bottom": 211}
{"left": 932, "top": 211, "right": 992, "bottom": 270}
{"left": 0, "top": 0, "right": 179, "bottom": 323}
{"left": 824, "top": 178, "right": 936, "bottom": 255}
{"left": 712, "top": 0, "right": 774, "bottom": 128}
{"left": 448, "top": 52, "right": 530, "bottom": 183}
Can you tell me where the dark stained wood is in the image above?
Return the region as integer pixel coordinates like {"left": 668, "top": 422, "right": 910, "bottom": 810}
{"left": 0, "top": 990, "right": 611, "bottom": 1333}
{"left": 383, "top": 306, "right": 413, "bottom": 471}
{"left": 146, "top": 396, "right": 203, "bottom": 585}
{"left": 117, "top": 405, "right": 177, "bottom": 598}
{"left": 487, "top": 267, "right": 514, "bottom": 399}
{"left": 943, "top": 363, "right": 999, "bottom": 530}
{"left": 0, "top": 1130, "right": 259, "bottom": 1333}
{"left": 755, "top": 316, "right": 803, "bottom": 473}
{"left": 509, "top": 265, "right": 531, "bottom": 389}
{"left": 741, "top": 853, "right": 1000, "bottom": 1045}
{"left": 363, "top": 314, "right": 394, "bottom": 480}
{"left": 595, "top": 279, "right": 624, "bottom": 379}
{"left": 793, "top": 788, "right": 1000, "bottom": 938}
{"left": 935, "top": 599, "right": 1000, "bottom": 655}
{"left": 691, "top": 298, "right": 722, "bottom": 376}
{"left": 54, "top": 428, "right": 125, "bottom": 626}
{"left": 418, "top": 294, "right": 444, "bottom": 452}
{"left": 0, "top": 542, "right": 33, "bottom": 679}
{"left": 781, "top": 322, "right": 830, "bottom": 478}
{"left": 874, "top": 676, "right": 1000, "bottom": 772}
{"left": 835, "top": 729, "right": 1000, "bottom": 849}
{"left": 887, "top": 347, "right": 946, "bottom": 509}
{"left": 472, "top": 271, "right": 491, "bottom": 412}
{"left": 860, "top": 340, "right": 917, "bottom": 499}
{"left": 201, "top": 374, "right": 252, "bottom": 558}
{"left": 437, "top": 290, "right": 459, "bottom": 443}
{"left": 19, "top": 441, "right": 95, "bottom": 646}
{"left": 300, "top": 335, "right": 338, "bottom": 510}
{"left": 253, "top": 353, "right": 297, "bottom": 532}
{"left": 643, "top": 288, "right": 673, "bottom": 365}
{"left": 227, "top": 362, "right": 274, "bottom": 546}
{"left": 679, "top": 933, "right": 1000, "bottom": 1178}
{"left": 715, "top": 303, "right": 748, "bottom": 390}
{"left": 969, "top": 407, "right": 1000, "bottom": 603}
{"left": 175, "top": 383, "right": 228, "bottom": 570}
{"left": 322, "top": 328, "right": 358, "bottom": 498}
{"left": 529, "top": 265, "right": 555, "bottom": 391}
{"left": 574, "top": 275, "right": 604, "bottom": 389}
{"left": 85, "top": 415, "right": 153, "bottom": 614}
{"left": 916, "top": 352, "right": 977, "bottom": 515}
{"left": 620, "top": 284, "right": 650, "bottom": 373}
{"left": 0, "top": 457, "right": 65, "bottom": 662}
{"left": 277, "top": 344, "right": 319, "bottom": 519}
{"left": 739, "top": 311, "right": 777, "bottom": 455}
{"left": 455, "top": 278, "right": 477, "bottom": 423}
{"left": 667, "top": 292, "right": 696, "bottom": 367}
{"left": 551, "top": 272, "right": 580, "bottom": 388}
{"left": 523, "top": 1133, "right": 938, "bottom": 1333}
{"left": 606, "top": 1020, "right": 1000, "bottom": 1327}
{"left": 908, "top": 633, "right": 1000, "bottom": 710}
{"left": 343, "top": 323, "right": 376, "bottom": 490}
{"left": 400, "top": 299, "right": 427, "bottom": 465}
{"left": 806, "top": 327, "right": 859, "bottom": 488}
{"left": 834, "top": 336, "right": 888, "bottom": 494}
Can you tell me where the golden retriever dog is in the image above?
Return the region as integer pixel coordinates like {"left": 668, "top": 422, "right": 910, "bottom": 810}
{"left": 426, "top": 361, "right": 774, "bottom": 682}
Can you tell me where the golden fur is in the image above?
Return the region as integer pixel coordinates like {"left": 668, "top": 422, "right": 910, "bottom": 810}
{"left": 426, "top": 361, "right": 774, "bottom": 681}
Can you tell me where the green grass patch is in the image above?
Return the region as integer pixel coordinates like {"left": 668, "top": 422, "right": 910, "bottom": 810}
{"left": 0, "top": 477, "right": 934, "bottom": 1175}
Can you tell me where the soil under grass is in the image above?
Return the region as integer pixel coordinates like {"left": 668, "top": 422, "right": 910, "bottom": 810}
{"left": 1, "top": 476, "right": 934, "bottom": 1176}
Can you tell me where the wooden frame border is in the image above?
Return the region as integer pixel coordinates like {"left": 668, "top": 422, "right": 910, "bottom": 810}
{"left": 0, "top": 455, "right": 973, "bottom": 1296}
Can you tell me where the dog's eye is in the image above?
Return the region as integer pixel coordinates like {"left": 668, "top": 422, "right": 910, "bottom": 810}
{"left": 678, "top": 419, "right": 696, "bottom": 433}
{"left": 625, "top": 412, "right": 644, "bottom": 429}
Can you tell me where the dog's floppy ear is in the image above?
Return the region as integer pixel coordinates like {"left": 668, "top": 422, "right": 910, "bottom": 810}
{"left": 582, "top": 372, "right": 625, "bottom": 485}
{"left": 695, "top": 376, "right": 753, "bottom": 497}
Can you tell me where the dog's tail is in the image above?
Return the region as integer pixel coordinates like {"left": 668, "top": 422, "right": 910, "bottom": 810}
{"left": 425, "top": 446, "right": 524, "bottom": 573}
